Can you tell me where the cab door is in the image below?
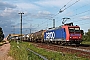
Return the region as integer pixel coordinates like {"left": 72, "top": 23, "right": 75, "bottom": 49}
{"left": 62, "top": 28, "right": 66, "bottom": 40}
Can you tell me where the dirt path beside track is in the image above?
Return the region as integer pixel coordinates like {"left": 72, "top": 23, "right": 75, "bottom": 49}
{"left": 0, "top": 41, "right": 13, "bottom": 60}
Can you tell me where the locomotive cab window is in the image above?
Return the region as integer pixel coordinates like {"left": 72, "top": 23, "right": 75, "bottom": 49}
{"left": 69, "top": 28, "right": 74, "bottom": 33}
{"left": 75, "top": 28, "right": 80, "bottom": 33}
{"left": 69, "top": 27, "right": 80, "bottom": 33}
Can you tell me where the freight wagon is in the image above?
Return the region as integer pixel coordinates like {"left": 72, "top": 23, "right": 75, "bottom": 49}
{"left": 29, "top": 30, "right": 46, "bottom": 42}
{"left": 29, "top": 23, "right": 83, "bottom": 45}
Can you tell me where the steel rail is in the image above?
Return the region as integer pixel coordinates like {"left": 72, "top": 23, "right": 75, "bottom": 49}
{"left": 27, "top": 49, "right": 48, "bottom": 60}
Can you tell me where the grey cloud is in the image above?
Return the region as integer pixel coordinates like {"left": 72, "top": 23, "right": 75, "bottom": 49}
{"left": 0, "top": 1, "right": 18, "bottom": 37}
{"left": 0, "top": 2, "right": 17, "bottom": 10}
{"left": 26, "top": 11, "right": 54, "bottom": 19}
{"left": 0, "top": 8, "right": 19, "bottom": 23}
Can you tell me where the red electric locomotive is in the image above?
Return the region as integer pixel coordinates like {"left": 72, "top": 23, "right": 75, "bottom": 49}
{"left": 62, "top": 22, "right": 83, "bottom": 44}
{"left": 44, "top": 22, "right": 83, "bottom": 45}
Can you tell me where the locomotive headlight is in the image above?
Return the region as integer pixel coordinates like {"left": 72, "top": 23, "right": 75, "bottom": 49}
{"left": 70, "top": 37, "right": 72, "bottom": 38}
{"left": 79, "top": 37, "right": 81, "bottom": 38}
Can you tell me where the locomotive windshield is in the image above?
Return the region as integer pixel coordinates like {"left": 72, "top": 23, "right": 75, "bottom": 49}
{"left": 69, "top": 27, "right": 80, "bottom": 33}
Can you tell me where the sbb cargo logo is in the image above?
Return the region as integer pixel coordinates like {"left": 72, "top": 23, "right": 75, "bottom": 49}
{"left": 46, "top": 32, "right": 55, "bottom": 40}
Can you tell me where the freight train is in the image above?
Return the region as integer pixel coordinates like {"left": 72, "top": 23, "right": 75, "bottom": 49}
{"left": 28, "top": 22, "right": 83, "bottom": 45}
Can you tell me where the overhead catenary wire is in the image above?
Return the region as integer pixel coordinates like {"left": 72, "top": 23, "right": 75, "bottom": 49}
{"left": 41, "top": 0, "right": 77, "bottom": 30}
{"left": 71, "top": 12, "right": 90, "bottom": 22}
{"left": 36, "top": 20, "right": 51, "bottom": 30}
{"left": 64, "top": 3, "right": 90, "bottom": 17}
{"left": 51, "top": 0, "right": 81, "bottom": 26}
{"left": 27, "top": 0, "right": 81, "bottom": 30}
{"left": 56, "top": 7, "right": 90, "bottom": 24}
{"left": 70, "top": 9, "right": 90, "bottom": 18}
{"left": 30, "top": 22, "right": 47, "bottom": 32}
{"left": 27, "top": 0, "right": 90, "bottom": 32}
{"left": 49, "top": 0, "right": 73, "bottom": 20}
{"left": 59, "top": 0, "right": 80, "bottom": 13}
{"left": 63, "top": 2, "right": 90, "bottom": 18}
{"left": 79, "top": 22, "right": 90, "bottom": 25}
{"left": 60, "top": 0, "right": 73, "bottom": 10}
{"left": 59, "top": 0, "right": 72, "bottom": 13}
{"left": 47, "top": 0, "right": 90, "bottom": 31}
{"left": 57, "top": 3, "right": 90, "bottom": 26}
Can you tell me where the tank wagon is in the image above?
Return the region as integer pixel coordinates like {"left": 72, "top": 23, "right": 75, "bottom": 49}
{"left": 29, "top": 30, "right": 46, "bottom": 42}
{"left": 29, "top": 33, "right": 34, "bottom": 42}
{"left": 29, "top": 23, "right": 83, "bottom": 45}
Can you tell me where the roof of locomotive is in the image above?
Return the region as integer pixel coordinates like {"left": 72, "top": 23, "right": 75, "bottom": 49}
{"left": 47, "top": 26, "right": 62, "bottom": 31}
{"left": 47, "top": 23, "right": 80, "bottom": 31}
{"left": 62, "top": 22, "right": 80, "bottom": 28}
{"left": 47, "top": 25, "right": 79, "bottom": 31}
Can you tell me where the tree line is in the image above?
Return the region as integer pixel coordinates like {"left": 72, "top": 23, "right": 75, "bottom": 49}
{"left": 82, "top": 29, "right": 90, "bottom": 41}
{"left": 0, "top": 27, "right": 4, "bottom": 42}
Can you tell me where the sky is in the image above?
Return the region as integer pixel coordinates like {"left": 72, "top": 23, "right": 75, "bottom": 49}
{"left": 0, "top": 0, "right": 90, "bottom": 37}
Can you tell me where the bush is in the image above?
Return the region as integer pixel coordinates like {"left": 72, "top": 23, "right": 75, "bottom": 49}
{"left": 0, "top": 27, "right": 4, "bottom": 42}
{"left": 82, "top": 29, "right": 90, "bottom": 41}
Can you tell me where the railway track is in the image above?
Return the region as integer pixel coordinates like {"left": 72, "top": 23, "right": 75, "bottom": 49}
{"left": 27, "top": 49, "right": 48, "bottom": 60}
{"left": 32, "top": 42, "right": 90, "bottom": 58}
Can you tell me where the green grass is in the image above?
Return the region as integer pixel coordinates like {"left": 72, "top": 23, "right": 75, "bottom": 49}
{"left": 9, "top": 41, "right": 89, "bottom": 60}
{"left": 8, "top": 41, "right": 43, "bottom": 60}
{"left": 82, "top": 41, "right": 90, "bottom": 45}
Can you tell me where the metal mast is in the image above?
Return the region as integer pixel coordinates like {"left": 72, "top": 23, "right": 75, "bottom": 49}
{"left": 18, "top": 12, "right": 24, "bottom": 41}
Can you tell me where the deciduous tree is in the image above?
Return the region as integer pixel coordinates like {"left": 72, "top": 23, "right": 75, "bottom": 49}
{"left": 0, "top": 27, "right": 4, "bottom": 42}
